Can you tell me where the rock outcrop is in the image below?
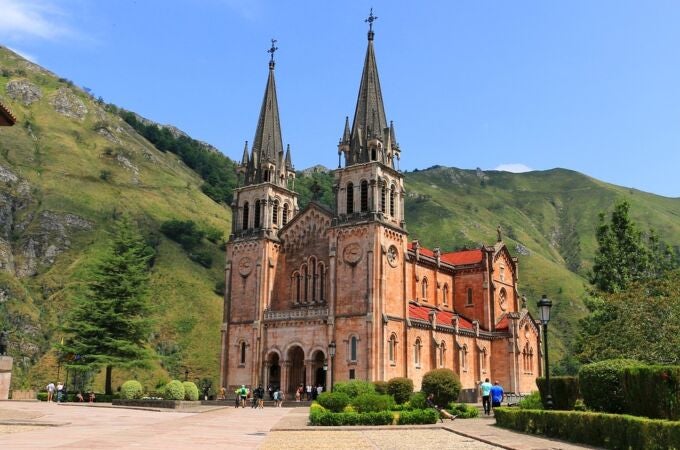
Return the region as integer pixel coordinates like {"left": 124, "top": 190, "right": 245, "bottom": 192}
{"left": 5, "top": 79, "right": 42, "bottom": 105}
{"left": 50, "top": 87, "right": 88, "bottom": 120}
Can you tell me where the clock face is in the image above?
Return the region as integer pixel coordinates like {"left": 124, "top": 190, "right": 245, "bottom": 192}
{"left": 238, "top": 257, "right": 253, "bottom": 276}
{"left": 343, "top": 243, "right": 363, "bottom": 265}
{"left": 387, "top": 245, "right": 399, "bottom": 267}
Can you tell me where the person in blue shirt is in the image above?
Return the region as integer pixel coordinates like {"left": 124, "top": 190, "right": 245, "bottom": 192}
{"left": 489, "top": 380, "right": 504, "bottom": 411}
{"left": 480, "top": 378, "right": 493, "bottom": 415}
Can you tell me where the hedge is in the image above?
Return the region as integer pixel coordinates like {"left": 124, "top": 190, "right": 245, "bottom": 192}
{"left": 121, "top": 380, "right": 144, "bottom": 400}
{"left": 37, "top": 392, "right": 118, "bottom": 402}
{"left": 373, "top": 381, "right": 388, "bottom": 395}
{"left": 309, "top": 409, "right": 394, "bottom": 426}
{"left": 163, "top": 380, "right": 185, "bottom": 400}
{"left": 536, "top": 376, "right": 579, "bottom": 410}
{"left": 623, "top": 365, "right": 680, "bottom": 420}
{"left": 183, "top": 381, "right": 199, "bottom": 401}
{"left": 387, "top": 377, "right": 414, "bottom": 404}
{"left": 579, "top": 359, "right": 642, "bottom": 413}
{"left": 494, "top": 407, "right": 680, "bottom": 450}
{"left": 396, "top": 408, "right": 439, "bottom": 425}
{"left": 333, "top": 380, "right": 375, "bottom": 398}
{"left": 421, "top": 369, "right": 461, "bottom": 407}
{"left": 317, "top": 392, "right": 350, "bottom": 413}
{"left": 351, "top": 393, "right": 395, "bottom": 413}
{"left": 446, "top": 403, "right": 479, "bottom": 418}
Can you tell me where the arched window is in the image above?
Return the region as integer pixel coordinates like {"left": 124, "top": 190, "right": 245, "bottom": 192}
{"left": 242, "top": 202, "right": 249, "bottom": 230}
{"left": 310, "top": 257, "right": 317, "bottom": 302}
{"left": 414, "top": 338, "right": 422, "bottom": 367}
{"left": 371, "top": 147, "right": 377, "bottom": 161}
{"left": 346, "top": 182, "right": 354, "bottom": 214}
{"left": 319, "top": 263, "right": 326, "bottom": 301}
{"left": 295, "top": 271, "right": 302, "bottom": 302}
{"left": 481, "top": 347, "right": 488, "bottom": 372}
{"left": 254, "top": 200, "right": 261, "bottom": 228}
{"left": 466, "top": 288, "right": 473, "bottom": 306}
{"left": 499, "top": 288, "right": 507, "bottom": 311}
{"left": 389, "top": 185, "right": 395, "bottom": 216}
{"left": 302, "top": 264, "right": 309, "bottom": 302}
{"left": 380, "top": 183, "right": 386, "bottom": 212}
{"left": 272, "top": 199, "right": 279, "bottom": 226}
{"left": 350, "top": 336, "right": 358, "bottom": 361}
{"left": 442, "top": 283, "right": 449, "bottom": 305}
{"left": 439, "top": 342, "right": 446, "bottom": 368}
{"left": 360, "top": 180, "right": 368, "bottom": 212}
{"left": 461, "top": 345, "right": 468, "bottom": 371}
{"left": 240, "top": 341, "right": 247, "bottom": 365}
{"left": 282, "top": 203, "right": 289, "bottom": 226}
{"left": 421, "top": 277, "right": 428, "bottom": 301}
{"left": 388, "top": 334, "right": 397, "bottom": 364}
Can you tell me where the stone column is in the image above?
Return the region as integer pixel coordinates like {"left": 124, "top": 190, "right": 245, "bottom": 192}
{"left": 0, "top": 356, "right": 13, "bottom": 400}
{"left": 305, "top": 359, "right": 313, "bottom": 388}
{"left": 281, "top": 361, "right": 290, "bottom": 397}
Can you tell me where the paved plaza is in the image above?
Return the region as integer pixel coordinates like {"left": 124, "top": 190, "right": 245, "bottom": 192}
{"left": 0, "top": 401, "right": 597, "bottom": 449}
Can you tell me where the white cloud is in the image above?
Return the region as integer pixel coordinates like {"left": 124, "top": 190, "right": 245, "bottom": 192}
{"left": 0, "top": 0, "right": 72, "bottom": 40}
{"left": 493, "top": 163, "right": 533, "bottom": 173}
{"left": 7, "top": 46, "right": 38, "bottom": 63}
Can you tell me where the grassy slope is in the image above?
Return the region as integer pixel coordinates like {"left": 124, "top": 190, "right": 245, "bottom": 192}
{"left": 0, "top": 47, "right": 230, "bottom": 390}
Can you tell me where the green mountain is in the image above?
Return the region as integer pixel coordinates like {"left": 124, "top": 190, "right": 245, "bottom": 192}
{"left": 0, "top": 46, "right": 231, "bottom": 390}
{"left": 1, "top": 46, "right": 679, "bottom": 391}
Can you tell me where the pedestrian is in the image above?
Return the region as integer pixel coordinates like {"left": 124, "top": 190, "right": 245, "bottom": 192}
{"left": 426, "top": 393, "right": 457, "bottom": 422}
{"left": 490, "top": 380, "right": 505, "bottom": 412}
{"left": 273, "top": 388, "right": 279, "bottom": 407}
{"left": 56, "top": 381, "right": 64, "bottom": 403}
{"left": 268, "top": 384, "right": 273, "bottom": 400}
{"left": 316, "top": 384, "right": 323, "bottom": 397}
{"left": 46, "top": 382, "right": 55, "bottom": 402}
{"left": 75, "top": 391, "right": 84, "bottom": 402}
{"left": 295, "top": 385, "right": 302, "bottom": 402}
{"left": 218, "top": 386, "right": 226, "bottom": 400}
{"left": 239, "top": 384, "right": 248, "bottom": 408}
{"left": 277, "top": 388, "right": 284, "bottom": 407}
{"left": 306, "top": 384, "right": 312, "bottom": 401}
{"left": 88, "top": 391, "right": 96, "bottom": 403}
{"left": 480, "top": 378, "right": 493, "bottom": 415}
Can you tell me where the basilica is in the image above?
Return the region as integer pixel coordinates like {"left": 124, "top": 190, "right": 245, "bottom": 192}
{"left": 220, "top": 19, "right": 541, "bottom": 400}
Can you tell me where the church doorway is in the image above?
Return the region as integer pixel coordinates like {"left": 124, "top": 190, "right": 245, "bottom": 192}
{"left": 287, "top": 345, "right": 305, "bottom": 396}
{"left": 311, "top": 350, "right": 327, "bottom": 390}
{"left": 267, "top": 352, "right": 280, "bottom": 392}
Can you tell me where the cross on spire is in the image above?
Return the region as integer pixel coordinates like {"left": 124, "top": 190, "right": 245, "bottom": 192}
{"left": 365, "top": 8, "right": 378, "bottom": 31}
{"left": 267, "top": 39, "right": 278, "bottom": 68}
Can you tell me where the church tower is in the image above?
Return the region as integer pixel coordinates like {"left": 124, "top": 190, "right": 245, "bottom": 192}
{"left": 221, "top": 41, "right": 298, "bottom": 389}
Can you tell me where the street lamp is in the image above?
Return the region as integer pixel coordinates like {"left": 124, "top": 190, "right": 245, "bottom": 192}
{"left": 537, "top": 294, "right": 553, "bottom": 410}
{"left": 328, "top": 341, "right": 336, "bottom": 392}
{"left": 184, "top": 368, "right": 189, "bottom": 381}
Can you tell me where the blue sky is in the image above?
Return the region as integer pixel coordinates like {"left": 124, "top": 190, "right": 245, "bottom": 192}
{"left": 2, "top": 0, "right": 679, "bottom": 198}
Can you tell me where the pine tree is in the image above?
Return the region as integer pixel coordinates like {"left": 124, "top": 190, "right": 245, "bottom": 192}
{"left": 60, "top": 217, "right": 154, "bottom": 395}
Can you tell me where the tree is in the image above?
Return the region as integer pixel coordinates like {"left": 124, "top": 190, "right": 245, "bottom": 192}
{"left": 591, "top": 201, "right": 650, "bottom": 293}
{"left": 575, "top": 269, "right": 680, "bottom": 365}
{"left": 420, "top": 368, "right": 461, "bottom": 407}
{"left": 60, "top": 217, "right": 154, "bottom": 395}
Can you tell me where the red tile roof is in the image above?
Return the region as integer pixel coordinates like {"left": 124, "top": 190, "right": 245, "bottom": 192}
{"left": 495, "top": 315, "right": 509, "bottom": 330}
{"left": 0, "top": 102, "right": 16, "bottom": 126}
{"left": 442, "top": 249, "right": 483, "bottom": 265}
{"left": 408, "top": 303, "right": 474, "bottom": 330}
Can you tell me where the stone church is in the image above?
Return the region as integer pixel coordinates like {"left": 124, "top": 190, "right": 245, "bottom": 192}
{"left": 220, "top": 23, "right": 542, "bottom": 400}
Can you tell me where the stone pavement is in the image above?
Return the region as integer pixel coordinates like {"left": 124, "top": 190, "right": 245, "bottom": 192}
{"left": 0, "top": 401, "right": 599, "bottom": 449}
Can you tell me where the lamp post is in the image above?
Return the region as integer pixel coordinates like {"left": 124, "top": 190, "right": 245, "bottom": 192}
{"left": 537, "top": 294, "right": 553, "bottom": 410}
{"left": 328, "top": 341, "right": 336, "bottom": 392}
{"left": 184, "top": 368, "right": 189, "bottom": 382}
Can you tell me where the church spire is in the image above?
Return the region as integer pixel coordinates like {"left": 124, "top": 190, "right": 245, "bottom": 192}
{"left": 241, "top": 39, "right": 294, "bottom": 187}
{"left": 343, "top": 9, "right": 400, "bottom": 168}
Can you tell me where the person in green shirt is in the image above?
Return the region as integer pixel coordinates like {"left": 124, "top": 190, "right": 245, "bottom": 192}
{"left": 480, "top": 378, "right": 493, "bottom": 415}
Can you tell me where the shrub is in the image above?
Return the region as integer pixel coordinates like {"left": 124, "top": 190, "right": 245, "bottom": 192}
{"left": 333, "top": 380, "right": 375, "bottom": 398}
{"left": 494, "top": 408, "right": 680, "bottom": 450}
{"left": 397, "top": 409, "right": 439, "bottom": 425}
{"left": 421, "top": 368, "right": 461, "bottom": 407}
{"left": 189, "top": 249, "right": 213, "bottom": 268}
{"left": 518, "top": 391, "right": 544, "bottom": 410}
{"left": 446, "top": 403, "right": 479, "bottom": 418}
{"left": 317, "top": 392, "right": 350, "bottom": 413}
{"left": 387, "top": 377, "right": 414, "bottom": 404}
{"left": 183, "top": 381, "right": 199, "bottom": 401}
{"left": 409, "top": 392, "right": 427, "bottom": 410}
{"left": 536, "top": 376, "right": 580, "bottom": 410}
{"left": 623, "top": 365, "right": 680, "bottom": 420}
{"left": 160, "top": 219, "right": 204, "bottom": 250}
{"left": 120, "top": 380, "right": 143, "bottom": 400}
{"left": 579, "top": 359, "right": 641, "bottom": 413}
{"left": 351, "top": 393, "right": 395, "bottom": 413}
{"left": 163, "top": 380, "right": 185, "bottom": 400}
{"left": 373, "top": 380, "right": 388, "bottom": 395}
{"left": 309, "top": 410, "right": 393, "bottom": 426}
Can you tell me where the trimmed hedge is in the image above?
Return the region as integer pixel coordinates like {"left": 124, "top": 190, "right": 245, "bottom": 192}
{"left": 183, "top": 381, "right": 199, "bottom": 401}
{"left": 518, "top": 391, "right": 543, "bottom": 410}
{"left": 351, "top": 393, "right": 395, "bottom": 413}
{"left": 310, "top": 409, "right": 394, "bottom": 426}
{"left": 333, "top": 380, "right": 376, "bottom": 398}
{"left": 579, "top": 359, "right": 641, "bottom": 413}
{"left": 536, "top": 376, "right": 579, "bottom": 410}
{"left": 121, "top": 380, "right": 143, "bottom": 400}
{"left": 164, "top": 380, "right": 185, "bottom": 400}
{"left": 408, "top": 392, "right": 427, "bottom": 410}
{"left": 623, "top": 365, "right": 680, "bottom": 420}
{"left": 37, "top": 392, "right": 118, "bottom": 402}
{"left": 387, "top": 377, "right": 414, "bottom": 404}
{"left": 397, "top": 408, "right": 439, "bottom": 425}
{"left": 494, "top": 407, "right": 680, "bottom": 450}
{"left": 446, "top": 402, "right": 479, "bottom": 418}
{"left": 421, "top": 369, "right": 461, "bottom": 407}
{"left": 317, "top": 392, "right": 350, "bottom": 413}
{"left": 373, "top": 381, "right": 388, "bottom": 395}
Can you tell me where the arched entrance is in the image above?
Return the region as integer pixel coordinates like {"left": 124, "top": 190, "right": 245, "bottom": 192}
{"left": 311, "top": 350, "right": 327, "bottom": 390}
{"left": 287, "top": 345, "right": 305, "bottom": 396}
{"left": 266, "top": 352, "right": 280, "bottom": 392}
